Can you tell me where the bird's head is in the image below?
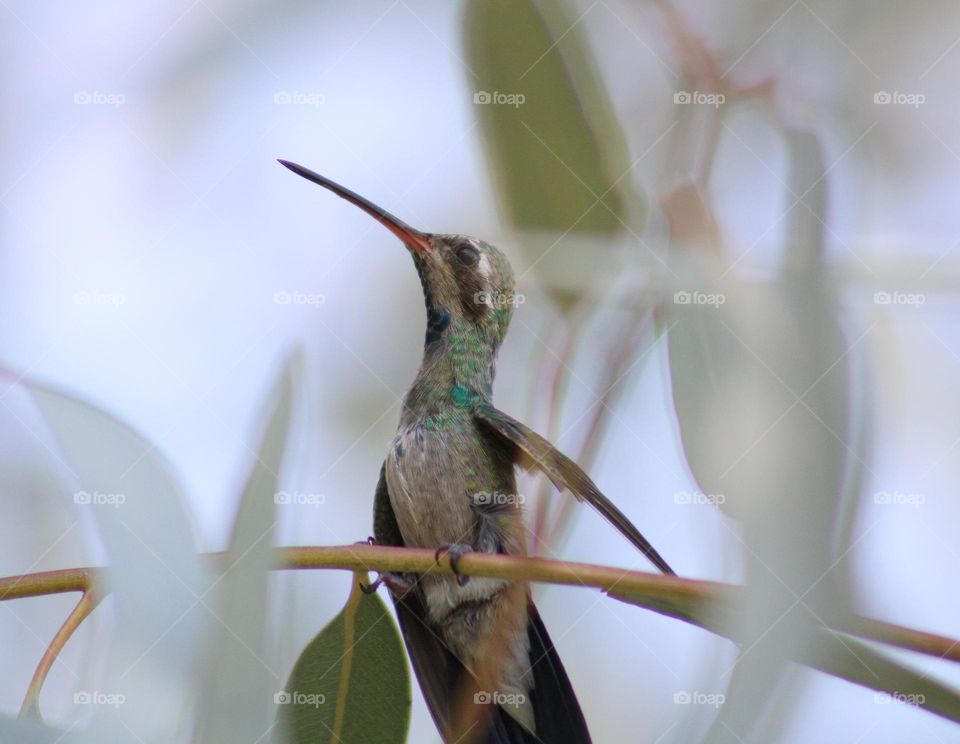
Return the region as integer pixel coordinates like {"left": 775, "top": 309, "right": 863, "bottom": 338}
{"left": 279, "top": 160, "right": 516, "bottom": 351}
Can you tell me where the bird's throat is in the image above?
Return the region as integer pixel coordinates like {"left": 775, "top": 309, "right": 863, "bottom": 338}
{"left": 402, "top": 317, "right": 497, "bottom": 423}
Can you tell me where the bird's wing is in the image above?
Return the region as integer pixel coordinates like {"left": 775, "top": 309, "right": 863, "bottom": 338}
{"left": 373, "top": 464, "right": 459, "bottom": 736}
{"left": 525, "top": 603, "right": 591, "bottom": 743}
{"left": 373, "top": 464, "right": 539, "bottom": 743}
{"left": 473, "top": 404, "right": 675, "bottom": 575}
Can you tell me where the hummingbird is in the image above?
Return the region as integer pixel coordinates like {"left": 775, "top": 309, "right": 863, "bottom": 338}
{"left": 279, "top": 159, "right": 674, "bottom": 744}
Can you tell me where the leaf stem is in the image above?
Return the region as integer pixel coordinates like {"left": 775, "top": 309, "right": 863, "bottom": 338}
{"left": 19, "top": 588, "right": 103, "bottom": 719}
{"left": 330, "top": 572, "right": 365, "bottom": 744}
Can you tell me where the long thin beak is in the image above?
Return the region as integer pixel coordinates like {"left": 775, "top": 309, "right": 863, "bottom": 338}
{"left": 278, "top": 160, "right": 431, "bottom": 254}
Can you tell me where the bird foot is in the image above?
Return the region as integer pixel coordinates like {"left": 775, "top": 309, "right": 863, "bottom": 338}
{"left": 360, "top": 571, "right": 416, "bottom": 599}
{"left": 435, "top": 543, "right": 473, "bottom": 586}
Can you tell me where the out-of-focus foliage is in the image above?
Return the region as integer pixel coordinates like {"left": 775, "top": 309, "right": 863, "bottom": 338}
{"left": 464, "top": 0, "right": 642, "bottom": 310}
{"left": 611, "top": 586, "right": 960, "bottom": 724}
{"left": 464, "top": 0, "right": 632, "bottom": 234}
{"left": 663, "top": 126, "right": 855, "bottom": 741}
{"left": 27, "top": 381, "right": 207, "bottom": 741}
{"left": 197, "top": 353, "right": 300, "bottom": 742}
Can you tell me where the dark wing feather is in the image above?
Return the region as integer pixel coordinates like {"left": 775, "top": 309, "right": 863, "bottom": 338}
{"left": 374, "top": 463, "right": 593, "bottom": 743}
{"left": 473, "top": 404, "right": 675, "bottom": 575}
{"left": 373, "top": 464, "right": 460, "bottom": 736}
{"left": 526, "top": 603, "right": 591, "bottom": 744}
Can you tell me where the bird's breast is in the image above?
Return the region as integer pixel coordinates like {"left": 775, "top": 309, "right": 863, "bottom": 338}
{"left": 385, "top": 419, "right": 488, "bottom": 550}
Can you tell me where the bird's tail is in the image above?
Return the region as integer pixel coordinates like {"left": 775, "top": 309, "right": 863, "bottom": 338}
{"left": 394, "top": 587, "right": 590, "bottom": 743}
{"left": 478, "top": 603, "right": 591, "bottom": 744}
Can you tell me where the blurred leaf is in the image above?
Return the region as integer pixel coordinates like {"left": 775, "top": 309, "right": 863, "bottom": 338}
{"left": 667, "top": 280, "right": 828, "bottom": 516}
{"left": 802, "top": 634, "right": 960, "bottom": 724}
{"left": 664, "top": 130, "right": 854, "bottom": 740}
{"left": 608, "top": 585, "right": 960, "bottom": 724}
{"left": 464, "top": 0, "right": 635, "bottom": 238}
{"left": 197, "top": 352, "right": 301, "bottom": 743}
{"left": 26, "top": 382, "right": 206, "bottom": 739}
{"left": 784, "top": 128, "right": 827, "bottom": 273}
{"left": 664, "top": 165, "right": 848, "bottom": 535}
{"left": 275, "top": 578, "right": 410, "bottom": 744}
{"left": 0, "top": 716, "right": 103, "bottom": 743}
{"left": 782, "top": 125, "right": 872, "bottom": 563}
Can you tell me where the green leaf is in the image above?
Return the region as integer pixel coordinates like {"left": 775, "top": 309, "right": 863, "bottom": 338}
{"left": 463, "top": 0, "right": 634, "bottom": 234}
{"left": 275, "top": 578, "right": 411, "bottom": 744}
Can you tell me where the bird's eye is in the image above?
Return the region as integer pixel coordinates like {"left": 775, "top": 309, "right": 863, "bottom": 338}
{"left": 455, "top": 244, "right": 480, "bottom": 266}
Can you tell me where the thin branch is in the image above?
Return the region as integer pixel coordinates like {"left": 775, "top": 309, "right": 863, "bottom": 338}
{"left": 0, "top": 546, "right": 957, "bottom": 667}
{"left": 0, "top": 566, "right": 97, "bottom": 600}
